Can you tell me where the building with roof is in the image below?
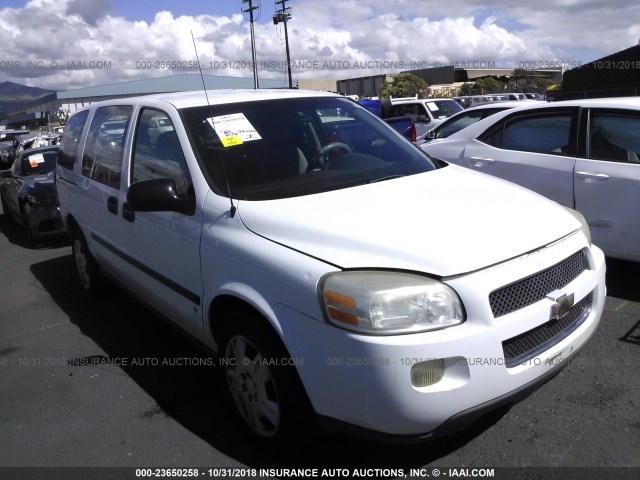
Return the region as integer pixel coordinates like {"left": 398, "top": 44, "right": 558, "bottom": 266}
{"left": 336, "top": 65, "right": 562, "bottom": 98}
{"left": 1, "top": 74, "right": 285, "bottom": 128}
{"left": 556, "top": 43, "right": 640, "bottom": 100}
{"left": 297, "top": 78, "right": 339, "bottom": 93}
{"left": 336, "top": 74, "right": 396, "bottom": 98}
{"left": 406, "top": 65, "right": 562, "bottom": 86}
{"left": 0, "top": 92, "right": 59, "bottom": 129}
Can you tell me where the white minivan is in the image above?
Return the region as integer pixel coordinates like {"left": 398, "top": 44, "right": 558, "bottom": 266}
{"left": 56, "top": 89, "right": 605, "bottom": 443}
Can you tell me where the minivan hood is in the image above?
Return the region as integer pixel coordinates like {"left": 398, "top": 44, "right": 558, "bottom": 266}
{"left": 237, "top": 165, "right": 579, "bottom": 277}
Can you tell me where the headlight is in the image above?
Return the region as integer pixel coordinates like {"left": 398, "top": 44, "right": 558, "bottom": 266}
{"left": 320, "top": 271, "right": 465, "bottom": 335}
{"left": 564, "top": 207, "right": 591, "bottom": 246}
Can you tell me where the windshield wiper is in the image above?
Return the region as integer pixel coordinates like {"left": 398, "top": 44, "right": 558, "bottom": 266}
{"left": 367, "top": 174, "right": 405, "bottom": 184}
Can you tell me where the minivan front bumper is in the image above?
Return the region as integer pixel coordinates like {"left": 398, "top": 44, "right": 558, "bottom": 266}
{"left": 276, "top": 233, "right": 605, "bottom": 438}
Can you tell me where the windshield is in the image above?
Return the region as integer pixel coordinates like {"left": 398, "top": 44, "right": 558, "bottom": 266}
{"left": 429, "top": 100, "right": 463, "bottom": 119}
{"left": 20, "top": 150, "right": 57, "bottom": 176}
{"left": 436, "top": 110, "right": 486, "bottom": 138}
{"left": 181, "top": 97, "right": 436, "bottom": 200}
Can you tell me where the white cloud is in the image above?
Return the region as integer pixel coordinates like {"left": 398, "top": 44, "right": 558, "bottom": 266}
{"left": 0, "top": 0, "right": 638, "bottom": 90}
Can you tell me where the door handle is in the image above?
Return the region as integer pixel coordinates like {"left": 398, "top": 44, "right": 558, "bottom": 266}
{"left": 469, "top": 156, "right": 495, "bottom": 167}
{"left": 107, "top": 196, "right": 118, "bottom": 215}
{"left": 576, "top": 171, "right": 610, "bottom": 180}
{"left": 122, "top": 202, "right": 135, "bottom": 223}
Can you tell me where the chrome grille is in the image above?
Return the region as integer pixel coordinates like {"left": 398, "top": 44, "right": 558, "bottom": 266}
{"left": 502, "top": 293, "right": 592, "bottom": 368}
{"left": 489, "top": 249, "right": 589, "bottom": 318}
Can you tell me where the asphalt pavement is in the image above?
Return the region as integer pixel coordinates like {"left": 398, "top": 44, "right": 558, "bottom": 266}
{"left": 0, "top": 208, "right": 638, "bottom": 477}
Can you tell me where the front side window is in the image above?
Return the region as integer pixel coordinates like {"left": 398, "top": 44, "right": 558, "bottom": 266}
{"left": 82, "top": 105, "right": 132, "bottom": 189}
{"left": 588, "top": 111, "right": 640, "bottom": 164}
{"left": 58, "top": 109, "right": 89, "bottom": 170}
{"left": 132, "top": 108, "right": 193, "bottom": 198}
{"left": 481, "top": 111, "right": 573, "bottom": 155}
{"left": 181, "top": 97, "right": 436, "bottom": 201}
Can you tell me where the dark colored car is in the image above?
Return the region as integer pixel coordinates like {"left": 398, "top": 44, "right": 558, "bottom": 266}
{"left": 0, "top": 146, "right": 65, "bottom": 243}
{"left": 0, "top": 130, "right": 31, "bottom": 169}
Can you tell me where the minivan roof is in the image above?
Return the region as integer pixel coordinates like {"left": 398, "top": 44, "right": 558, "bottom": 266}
{"left": 76, "top": 89, "right": 340, "bottom": 111}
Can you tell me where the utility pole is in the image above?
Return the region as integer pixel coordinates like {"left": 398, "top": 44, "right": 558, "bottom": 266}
{"left": 273, "top": 0, "right": 292, "bottom": 88}
{"left": 242, "top": 0, "right": 260, "bottom": 89}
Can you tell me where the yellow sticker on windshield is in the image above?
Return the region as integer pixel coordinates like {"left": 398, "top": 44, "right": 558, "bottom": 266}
{"left": 220, "top": 136, "right": 243, "bottom": 147}
{"left": 206, "top": 113, "right": 261, "bottom": 148}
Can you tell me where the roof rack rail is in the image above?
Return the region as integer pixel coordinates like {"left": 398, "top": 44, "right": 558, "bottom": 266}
{"left": 389, "top": 95, "right": 419, "bottom": 101}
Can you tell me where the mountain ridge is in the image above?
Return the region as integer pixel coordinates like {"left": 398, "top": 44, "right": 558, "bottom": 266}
{"left": 0, "top": 81, "right": 56, "bottom": 119}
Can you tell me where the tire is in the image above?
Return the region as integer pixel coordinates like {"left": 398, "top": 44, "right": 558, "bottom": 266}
{"left": 21, "top": 204, "right": 36, "bottom": 245}
{"left": 219, "top": 312, "right": 315, "bottom": 444}
{"left": 380, "top": 97, "right": 392, "bottom": 119}
{"left": 0, "top": 194, "right": 14, "bottom": 223}
{"left": 71, "top": 228, "right": 102, "bottom": 294}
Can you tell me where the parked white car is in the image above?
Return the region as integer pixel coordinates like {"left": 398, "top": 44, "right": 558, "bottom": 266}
{"left": 423, "top": 101, "right": 541, "bottom": 143}
{"left": 56, "top": 89, "right": 605, "bottom": 443}
{"left": 421, "top": 97, "right": 640, "bottom": 262}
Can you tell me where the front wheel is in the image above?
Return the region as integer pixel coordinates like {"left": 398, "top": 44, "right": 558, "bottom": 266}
{"left": 21, "top": 204, "right": 36, "bottom": 245}
{"left": 71, "top": 229, "right": 102, "bottom": 294}
{"left": 1, "top": 194, "right": 14, "bottom": 223}
{"left": 220, "top": 313, "right": 315, "bottom": 443}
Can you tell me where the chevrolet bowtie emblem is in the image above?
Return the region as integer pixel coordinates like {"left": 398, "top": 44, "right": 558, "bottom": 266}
{"left": 547, "top": 290, "right": 575, "bottom": 321}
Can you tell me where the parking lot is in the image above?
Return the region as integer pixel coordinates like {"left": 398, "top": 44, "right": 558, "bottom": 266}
{"left": 0, "top": 208, "right": 638, "bottom": 473}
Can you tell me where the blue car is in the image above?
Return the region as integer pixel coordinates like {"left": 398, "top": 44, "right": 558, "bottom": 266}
{"left": 0, "top": 145, "right": 65, "bottom": 243}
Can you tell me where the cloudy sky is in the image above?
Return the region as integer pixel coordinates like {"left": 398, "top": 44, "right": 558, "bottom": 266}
{"left": 1, "top": 0, "right": 639, "bottom": 91}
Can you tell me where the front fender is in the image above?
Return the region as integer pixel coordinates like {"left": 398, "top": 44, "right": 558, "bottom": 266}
{"left": 204, "top": 282, "right": 282, "bottom": 351}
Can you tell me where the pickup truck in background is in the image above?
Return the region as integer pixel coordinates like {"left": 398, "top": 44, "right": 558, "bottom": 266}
{"left": 387, "top": 96, "right": 464, "bottom": 143}
{"left": 357, "top": 98, "right": 416, "bottom": 143}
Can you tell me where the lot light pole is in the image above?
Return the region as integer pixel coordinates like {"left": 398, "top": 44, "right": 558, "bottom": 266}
{"left": 242, "top": 0, "right": 260, "bottom": 89}
{"left": 273, "top": 0, "right": 293, "bottom": 88}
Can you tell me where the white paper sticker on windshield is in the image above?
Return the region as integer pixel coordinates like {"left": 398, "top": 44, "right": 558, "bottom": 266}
{"left": 28, "top": 153, "right": 45, "bottom": 167}
{"left": 207, "top": 113, "right": 262, "bottom": 147}
{"left": 426, "top": 102, "right": 438, "bottom": 112}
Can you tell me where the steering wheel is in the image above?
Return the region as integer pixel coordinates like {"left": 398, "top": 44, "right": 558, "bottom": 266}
{"left": 307, "top": 142, "right": 352, "bottom": 171}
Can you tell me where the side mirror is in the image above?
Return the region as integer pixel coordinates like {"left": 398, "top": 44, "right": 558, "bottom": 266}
{"left": 127, "top": 178, "right": 195, "bottom": 215}
{"left": 426, "top": 130, "right": 436, "bottom": 139}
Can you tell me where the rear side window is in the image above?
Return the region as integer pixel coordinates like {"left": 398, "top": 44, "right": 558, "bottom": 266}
{"left": 58, "top": 110, "right": 89, "bottom": 170}
{"left": 588, "top": 111, "right": 640, "bottom": 164}
{"left": 481, "top": 112, "right": 573, "bottom": 155}
{"left": 82, "top": 105, "right": 133, "bottom": 189}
